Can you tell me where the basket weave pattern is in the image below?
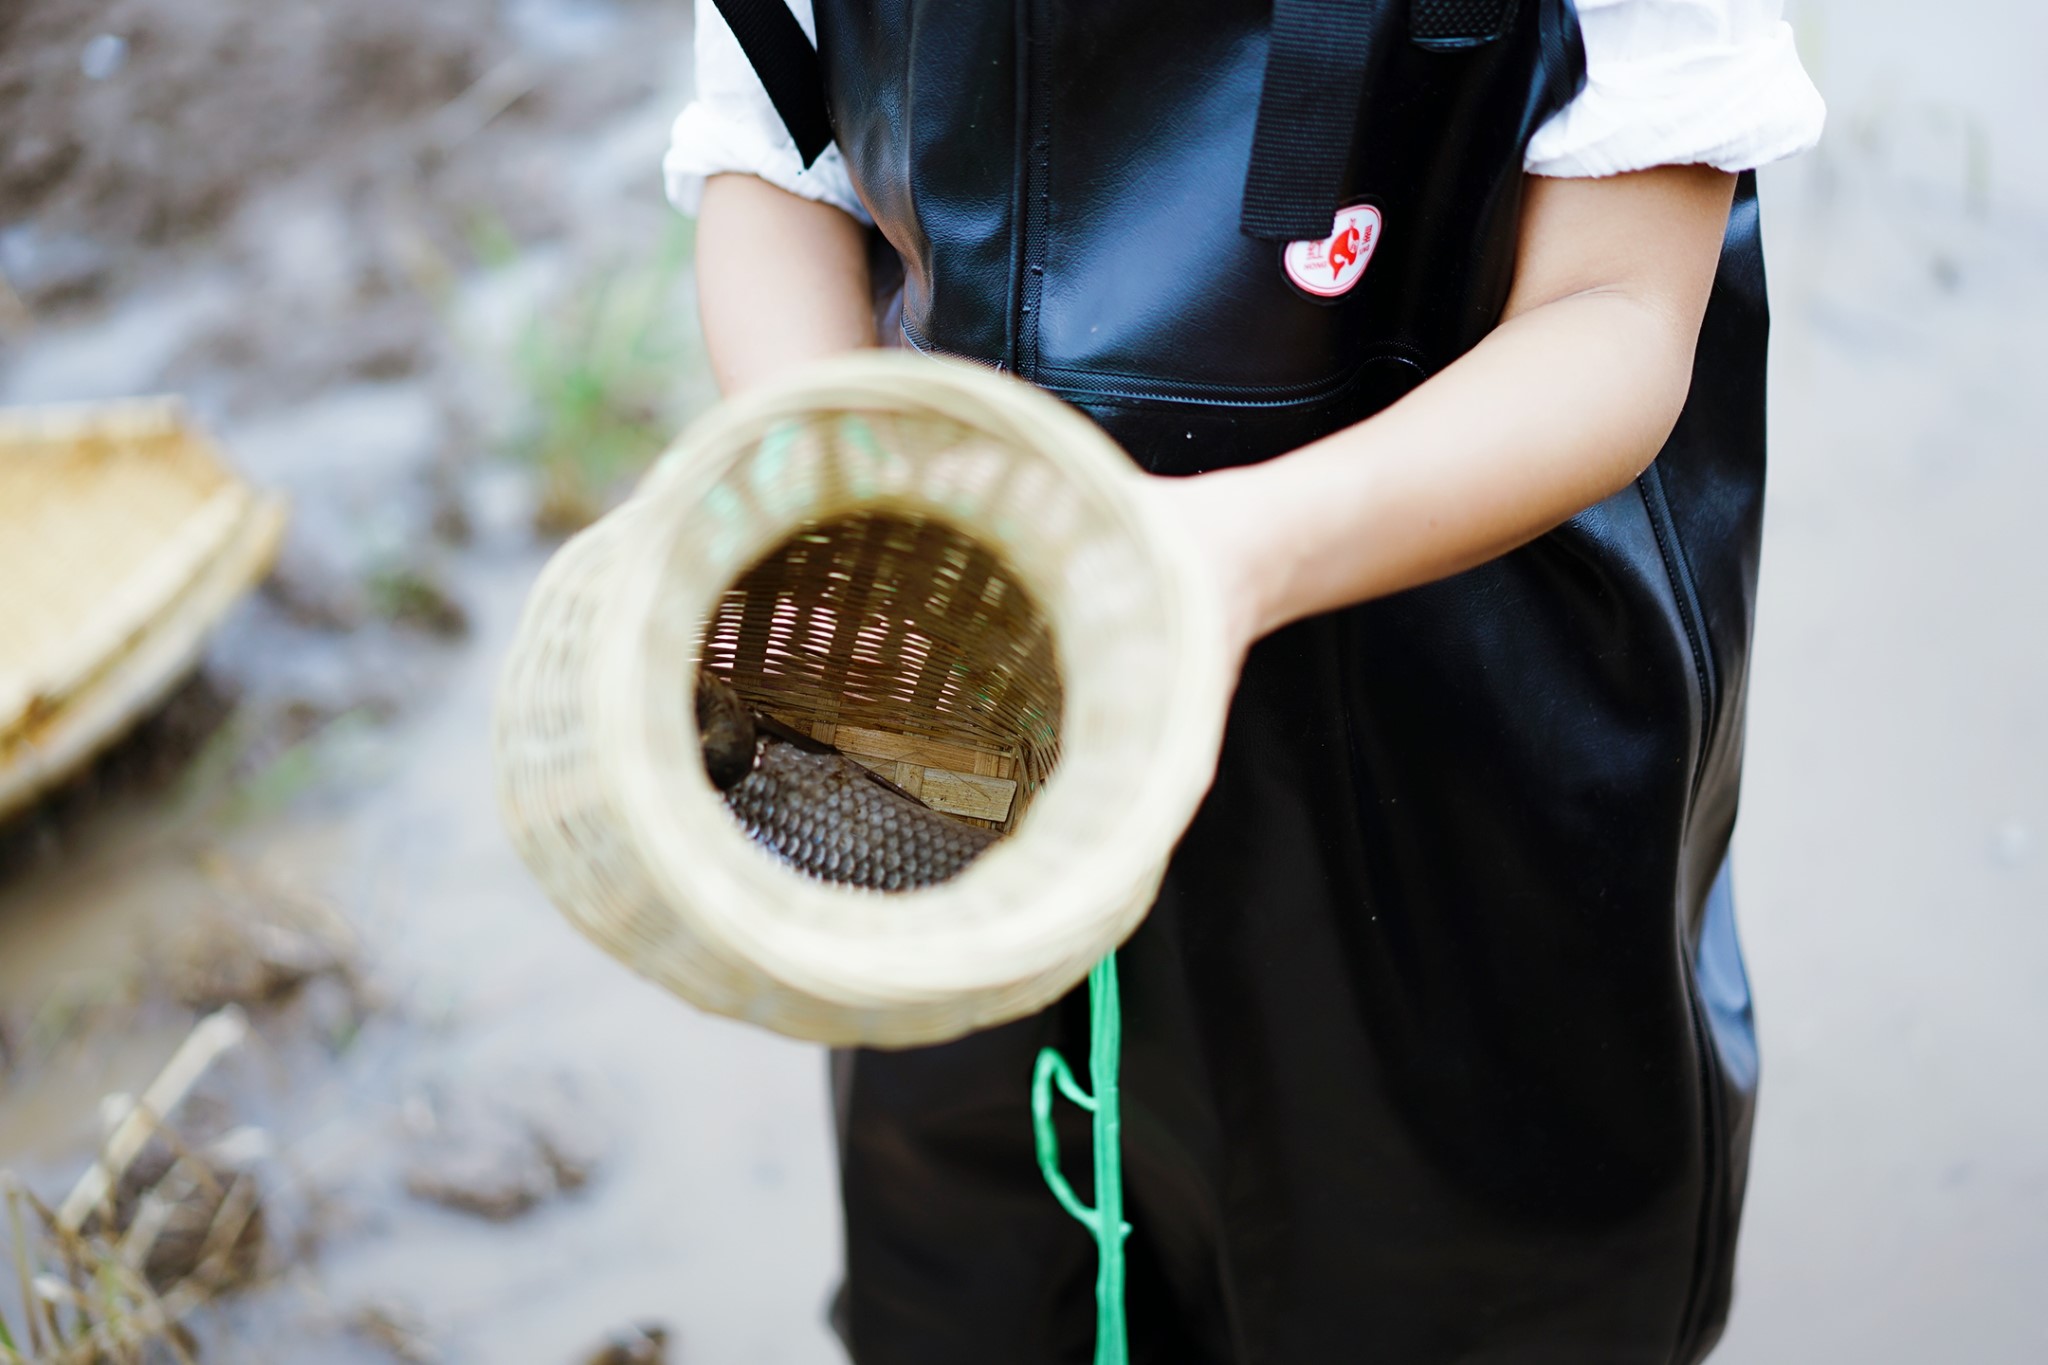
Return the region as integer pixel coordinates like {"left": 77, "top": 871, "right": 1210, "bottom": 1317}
{"left": 702, "top": 504, "right": 1060, "bottom": 829}
{"left": 494, "top": 356, "right": 1230, "bottom": 1047}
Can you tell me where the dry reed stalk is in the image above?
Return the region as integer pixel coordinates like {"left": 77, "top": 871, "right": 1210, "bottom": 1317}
{"left": 58, "top": 1008, "right": 247, "bottom": 1234}
{"left": 1, "top": 1008, "right": 256, "bottom": 1364}
{"left": 5, "top": 1174, "right": 47, "bottom": 1359}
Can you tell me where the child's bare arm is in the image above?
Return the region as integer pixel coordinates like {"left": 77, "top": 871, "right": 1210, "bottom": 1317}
{"left": 696, "top": 172, "right": 876, "bottom": 394}
{"left": 1156, "top": 164, "right": 1738, "bottom": 654}
{"left": 696, "top": 163, "right": 1733, "bottom": 662}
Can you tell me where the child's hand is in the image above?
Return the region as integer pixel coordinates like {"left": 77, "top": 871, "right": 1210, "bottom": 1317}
{"left": 1139, "top": 469, "right": 1274, "bottom": 672}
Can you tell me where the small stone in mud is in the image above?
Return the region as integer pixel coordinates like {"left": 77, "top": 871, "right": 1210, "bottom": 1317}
{"left": 0, "top": 223, "right": 114, "bottom": 309}
{"left": 579, "top": 1321, "right": 671, "bottom": 1365}
{"left": 525, "top": 1095, "right": 607, "bottom": 1193}
{"left": 364, "top": 563, "right": 471, "bottom": 639}
{"left": 265, "top": 553, "right": 372, "bottom": 632}
{"left": 349, "top": 1297, "right": 442, "bottom": 1364}
{"left": 399, "top": 1075, "right": 609, "bottom": 1220}
{"left": 402, "top": 1111, "right": 558, "bottom": 1221}
{"left": 300, "top": 971, "right": 369, "bottom": 1053}
{"left": 428, "top": 476, "right": 475, "bottom": 546}
{"left": 165, "top": 903, "right": 355, "bottom": 1012}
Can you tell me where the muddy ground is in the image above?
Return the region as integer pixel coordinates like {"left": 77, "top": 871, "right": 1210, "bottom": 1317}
{"left": 1, "top": 0, "right": 2043, "bottom": 1361}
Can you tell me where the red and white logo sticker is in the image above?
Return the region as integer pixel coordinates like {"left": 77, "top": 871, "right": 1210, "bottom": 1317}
{"left": 1283, "top": 203, "right": 1382, "bottom": 299}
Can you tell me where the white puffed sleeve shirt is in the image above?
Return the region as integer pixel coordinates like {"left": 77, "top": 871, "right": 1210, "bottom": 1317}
{"left": 663, "top": 0, "right": 1825, "bottom": 223}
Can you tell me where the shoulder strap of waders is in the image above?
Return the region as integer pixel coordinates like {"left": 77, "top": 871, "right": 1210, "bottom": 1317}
{"left": 708, "top": 0, "right": 835, "bottom": 166}
{"left": 1240, "top": 0, "right": 1399, "bottom": 241}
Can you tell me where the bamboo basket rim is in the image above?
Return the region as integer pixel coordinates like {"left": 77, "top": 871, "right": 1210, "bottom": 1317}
{"left": 612, "top": 357, "right": 1229, "bottom": 991}
{"left": 495, "top": 354, "right": 1236, "bottom": 1045}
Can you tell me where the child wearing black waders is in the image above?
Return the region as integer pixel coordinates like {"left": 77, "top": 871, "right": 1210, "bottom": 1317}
{"left": 666, "top": 1, "right": 1822, "bottom": 1359}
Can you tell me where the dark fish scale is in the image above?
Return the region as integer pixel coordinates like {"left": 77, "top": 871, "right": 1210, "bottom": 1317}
{"left": 721, "top": 739, "right": 1001, "bottom": 891}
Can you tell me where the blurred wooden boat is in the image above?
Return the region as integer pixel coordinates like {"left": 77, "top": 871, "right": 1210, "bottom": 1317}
{"left": 0, "top": 398, "right": 286, "bottom": 821}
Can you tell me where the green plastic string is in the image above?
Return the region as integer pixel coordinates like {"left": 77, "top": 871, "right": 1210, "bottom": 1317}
{"left": 1031, "top": 953, "right": 1130, "bottom": 1365}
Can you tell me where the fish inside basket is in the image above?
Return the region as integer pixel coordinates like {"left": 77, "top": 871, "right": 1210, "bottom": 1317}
{"left": 698, "top": 505, "right": 1063, "bottom": 877}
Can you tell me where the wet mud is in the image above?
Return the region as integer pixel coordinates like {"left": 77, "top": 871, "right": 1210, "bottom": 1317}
{"left": 2, "top": 0, "right": 829, "bottom": 1359}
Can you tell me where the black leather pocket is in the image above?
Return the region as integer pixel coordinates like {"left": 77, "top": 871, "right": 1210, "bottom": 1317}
{"left": 1067, "top": 352, "right": 1430, "bottom": 476}
{"left": 1410, "top": 0, "right": 1517, "bottom": 49}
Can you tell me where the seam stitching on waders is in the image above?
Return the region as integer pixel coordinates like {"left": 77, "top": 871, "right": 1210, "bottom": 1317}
{"left": 900, "top": 314, "right": 1006, "bottom": 370}
{"left": 1016, "top": 0, "right": 1052, "bottom": 381}
{"left": 1636, "top": 463, "right": 1720, "bottom": 810}
{"left": 1005, "top": 0, "right": 1030, "bottom": 373}
{"left": 1035, "top": 346, "right": 1430, "bottom": 410}
{"left": 1638, "top": 465, "right": 1732, "bottom": 1362}
{"left": 1673, "top": 965, "right": 1730, "bottom": 1362}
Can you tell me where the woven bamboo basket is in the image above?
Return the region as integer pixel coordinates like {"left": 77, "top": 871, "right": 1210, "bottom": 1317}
{"left": 494, "top": 353, "right": 1233, "bottom": 1047}
{"left": 0, "top": 399, "right": 287, "bottom": 822}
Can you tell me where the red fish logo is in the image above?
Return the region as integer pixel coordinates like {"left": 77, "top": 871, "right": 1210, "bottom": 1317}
{"left": 1284, "top": 204, "right": 1382, "bottom": 299}
{"left": 1327, "top": 225, "right": 1362, "bottom": 278}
